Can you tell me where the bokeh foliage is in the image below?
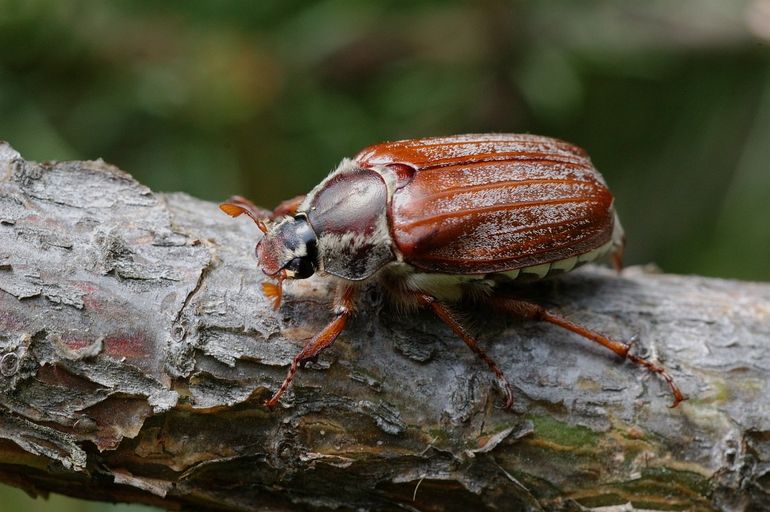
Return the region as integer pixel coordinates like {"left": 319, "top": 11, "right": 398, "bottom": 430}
{"left": 0, "top": 0, "right": 768, "bottom": 508}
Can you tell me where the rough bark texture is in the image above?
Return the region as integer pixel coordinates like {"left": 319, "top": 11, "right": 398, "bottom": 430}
{"left": 0, "top": 142, "right": 768, "bottom": 512}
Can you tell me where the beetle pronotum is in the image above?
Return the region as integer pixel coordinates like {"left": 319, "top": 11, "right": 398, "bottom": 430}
{"left": 221, "top": 134, "right": 685, "bottom": 409}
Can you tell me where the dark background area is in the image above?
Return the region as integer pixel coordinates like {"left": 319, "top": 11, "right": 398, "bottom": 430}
{"left": 0, "top": 0, "right": 768, "bottom": 509}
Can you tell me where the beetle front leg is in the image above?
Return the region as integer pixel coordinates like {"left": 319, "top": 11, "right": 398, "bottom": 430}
{"left": 413, "top": 292, "right": 514, "bottom": 409}
{"left": 265, "top": 284, "right": 357, "bottom": 408}
{"left": 271, "top": 194, "right": 306, "bottom": 219}
{"left": 486, "top": 296, "right": 685, "bottom": 407}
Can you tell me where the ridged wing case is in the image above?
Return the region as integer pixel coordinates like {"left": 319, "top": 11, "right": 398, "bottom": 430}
{"left": 356, "top": 134, "right": 615, "bottom": 274}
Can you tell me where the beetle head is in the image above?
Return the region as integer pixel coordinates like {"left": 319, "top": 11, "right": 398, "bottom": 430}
{"left": 220, "top": 200, "right": 319, "bottom": 309}
{"left": 256, "top": 215, "right": 318, "bottom": 280}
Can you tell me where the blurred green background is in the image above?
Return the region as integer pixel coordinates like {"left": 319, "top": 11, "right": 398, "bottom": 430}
{"left": 0, "top": 0, "right": 768, "bottom": 509}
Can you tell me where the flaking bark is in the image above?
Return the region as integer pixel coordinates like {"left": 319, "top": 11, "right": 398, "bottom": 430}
{"left": 0, "top": 142, "right": 768, "bottom": 511}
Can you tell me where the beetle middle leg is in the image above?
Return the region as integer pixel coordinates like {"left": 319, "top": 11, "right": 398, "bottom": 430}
{"left": 485, "top": 295, "right": 685, "bottom": 407}
{"left": 413, "top": 292, "right": 514, "bottom": 409}
{"left": 265, "top": 284, "right": 357, "bottom": 407}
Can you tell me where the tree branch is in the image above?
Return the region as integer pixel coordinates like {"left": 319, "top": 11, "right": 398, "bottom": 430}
{"left": 0, "top": 142, "right": 768, "bottom": 511}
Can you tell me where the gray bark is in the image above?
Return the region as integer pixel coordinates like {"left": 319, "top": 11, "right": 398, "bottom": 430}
{"left": 0, "top": 142, "right": 768, "bottom": 511}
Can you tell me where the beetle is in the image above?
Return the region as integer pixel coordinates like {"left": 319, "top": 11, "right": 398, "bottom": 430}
{"left": 221, "top": 133, "right": 685, "bottom": 409}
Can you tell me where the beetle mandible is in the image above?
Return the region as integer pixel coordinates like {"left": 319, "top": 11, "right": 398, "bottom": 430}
{"left": 221, "top": 133, "right": 685, "bottom": 409}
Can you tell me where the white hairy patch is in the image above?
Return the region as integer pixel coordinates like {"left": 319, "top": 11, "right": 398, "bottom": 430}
{"left": 317, "top": 210, "right": 394, "bottom": 281}
{"left": 520, "top": 262, "right": 551, "bottom": 278}
{"left": 317, "top": 231, "right": 369, "bottom": 272}
{"left": 550, "top": 256, "right": 577, "bottom": 272}
{"left": 371, "top": 163, "right": 403, "bottom": 197}
{"left": 378, "top": 233, "right": 616, "bottom": 307}
{"left": 377, "top": 263, "right": 491, "bottom": 309}
{"left": 611, "top": 209, "right": 625, "bottom": 254}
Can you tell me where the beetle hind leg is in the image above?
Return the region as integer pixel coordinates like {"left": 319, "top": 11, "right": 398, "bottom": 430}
{"left": 413, "top": 292, "right": 514, "bottom": 409}
{"left": 485, "top": 295, "right": 685, "bottom": 407}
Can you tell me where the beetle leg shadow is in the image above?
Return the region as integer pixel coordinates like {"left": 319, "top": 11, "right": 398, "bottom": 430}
{"left": 299, "top": 354, "right": 320, "bottom": 369}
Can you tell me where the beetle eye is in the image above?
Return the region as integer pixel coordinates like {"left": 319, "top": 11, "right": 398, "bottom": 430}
{"left": 285, "top": 256, "right": 315, "bottom": 279}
